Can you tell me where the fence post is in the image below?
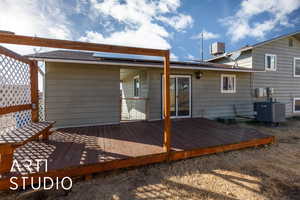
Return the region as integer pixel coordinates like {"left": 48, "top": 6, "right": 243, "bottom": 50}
{"left": 30, "top": 60, "right": 39, "bottom": 122}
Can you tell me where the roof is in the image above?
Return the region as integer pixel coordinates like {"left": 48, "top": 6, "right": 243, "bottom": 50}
{"left": 26, "top": 50, "right": 262, "bottom": 73}
{"left": 207, "top": 30, "right": 300, "bottom": 62}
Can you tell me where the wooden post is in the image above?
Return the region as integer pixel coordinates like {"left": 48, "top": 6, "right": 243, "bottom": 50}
{"left": 30, "top": 60, "right": 39, "bottom": 122}
{"left": 163, "top": 51, "right": 171, "bottom": 152}
{"left": 0, "top": 145, "right": 14, "bottom": 173}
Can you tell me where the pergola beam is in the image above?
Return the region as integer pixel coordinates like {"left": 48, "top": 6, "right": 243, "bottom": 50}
{"left": 30, "top": 60, "right": 39, "bottom": 122}
{"left": 0, "top": 34, "right": 166, "bottom": 57}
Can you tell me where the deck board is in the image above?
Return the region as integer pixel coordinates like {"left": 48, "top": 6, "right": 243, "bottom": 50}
{"left": 0, "top": 118, "right": 274, "bottom": 190}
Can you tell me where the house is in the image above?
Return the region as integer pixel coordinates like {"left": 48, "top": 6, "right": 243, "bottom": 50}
{"left": 0, "top": 33, "right": 275, "bottom": 190}
{"left": 27, "top": 51, "right": 261, "bottom": 128}
{"left": 208, "top": 31, "right": 300, "bottom": 117}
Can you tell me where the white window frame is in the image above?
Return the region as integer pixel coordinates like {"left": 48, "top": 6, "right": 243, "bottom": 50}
{"left": 133, "top": 75, "right": 140, "bottom": 97}
{"left": 293, "top": 57, "right": 300, "bottom": 77}
{"left": 221, "top": 74, "right": 236, "bottom": 94}
{"left": 265, "top": 54, "right": 277, "bottom": 71}
{"left": 293, "top": 98, "right": 300, "bottom": 113}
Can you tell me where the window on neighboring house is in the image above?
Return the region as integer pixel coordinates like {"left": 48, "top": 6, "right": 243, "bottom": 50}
{"left": 265, "top": 54, "right": 277, "bottom": 71}
{"left": 133, "top": 75, "right": 140, "bottom": 97}
{"left": 294, "top": 98, "right": 300, "bottom": 113}
{"left": 289, "top": 38, "right": 294, "bottom": 47}
{"left": 294, "top": 58, "right": 300, "bottom": 77}
{"left": 221, "top": 74, "right": 236, "bottom": 93}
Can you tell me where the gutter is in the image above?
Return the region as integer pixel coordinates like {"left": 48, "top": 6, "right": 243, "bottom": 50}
{"left": 28, "top": 57, "right": 265, "bottom": 73}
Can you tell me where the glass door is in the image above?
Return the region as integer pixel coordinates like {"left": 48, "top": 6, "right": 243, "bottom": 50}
{"left": 177, "top": 77, "right": 191, "bottom": 117}
{"left": 170, "top": 78, "right": 177, "bottom": 117}
{"left": 162, "top": 75, "right": 191, "bottom": 118}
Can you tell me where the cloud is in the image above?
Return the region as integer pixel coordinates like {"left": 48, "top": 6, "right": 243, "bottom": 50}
{"left": 170, "top": 53, "right": 178, "bottom": 60}
{"left": 80, "top": 27, "right": 170, "bottom": 49}
{"left": 48, "top": 25, "right": 72, "bottom": 40}
{"left": 0, "top": 0, "right": 73, "bottom": 54}
{"left": 192, "top": 30, "right": 220, "bottom": 40}
{"left": 80, "top": 0, "right": 193, "bottom": 49}
{"left": 220, "top": 0, "right": 300, "bottom": 42}
{"left": 187, "top": 54, "right": 195, "bottom": 60}
{"left": 158, "top": 14, "right": 193, "bottom": 31}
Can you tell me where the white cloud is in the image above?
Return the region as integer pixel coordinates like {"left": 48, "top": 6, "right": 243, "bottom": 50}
{"left": 0, "top": 0, "right": 190, "bottom": 56}
{"left": 48, "top": 25, "right": 72, "bottom": 40}
{"left": 170, "top": 53, "right": 178, "bottom": 60}
{"left": 187, "top": 54, "right": 195, "bottom": 60}
{"left": 221, "top": 0, "right": 300, "bottom": 42}
{"left": 80, "top": 26, "right": 170, "bottom": 49}
{"left": 158, "top": 0, "right": 181, "bottom": 13}
{"left": 192, "top": 30, "right": 220, "bottom": 40}
{"left": 0, "top": 0, "right": 73, "bottom": 54}
{"left": 81, "top": 0, "right": 192, "bottom": 49}
{"left": 158, "top": 14, "right": 193, "bottom": 31}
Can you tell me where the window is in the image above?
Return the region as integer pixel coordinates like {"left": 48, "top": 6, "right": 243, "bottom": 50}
{"left": 221, "top": 74, "right": 236, "bottom": 93}
{"left": 265, "top": 54, "right": 277, "bottom": 71}
{"left": 133, "top": 75, "right": 140, "bottom": 97}
{"left": 294, "top": 98, "right": 300, "bottom": 113}
{"left": 294, "top": 58, "right": 300, "bottom": 77}
{"left": 289, "top": 38, "right": 294, "bottom": 47}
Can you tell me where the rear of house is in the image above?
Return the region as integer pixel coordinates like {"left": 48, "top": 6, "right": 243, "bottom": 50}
{"left": 208, "top": 31, "right": 300, "bottom": 118}
{"left": 29, "top": 51, "right": 257, "bottom": 127}
{"left": 122, "top": 67, "right": 254, "bottom": 121}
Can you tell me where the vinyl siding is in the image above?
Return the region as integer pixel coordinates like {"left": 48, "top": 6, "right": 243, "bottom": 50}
{"left": 45, "top": 62, "right": 120, "bottom": 127}
{"left": 252, "top": 37, "right": 300, "bottom": 117}
{"left": 148, "top": 69, "right": 253, "bottom": 120}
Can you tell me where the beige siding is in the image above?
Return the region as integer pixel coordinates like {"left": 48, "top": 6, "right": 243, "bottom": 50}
{"left": 252, "top": 37, "right": 300, "bottom": 117}
{"left": 45, "top": 62, "right": 120, "bottom": 127}
{"left": 215, "top": 50, "right": 253, "bottom": 68}
{"left": 148, "top": 69, "right": 253, "bottom": 120}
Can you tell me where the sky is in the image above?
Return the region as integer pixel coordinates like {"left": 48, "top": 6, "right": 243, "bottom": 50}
{"left": 1, "top": 0, "right": 300, "bottom": 61}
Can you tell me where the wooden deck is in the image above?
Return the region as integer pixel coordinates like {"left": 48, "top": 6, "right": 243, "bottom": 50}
{"left": 0, "top": 118, "right": 274, "bottom": 190}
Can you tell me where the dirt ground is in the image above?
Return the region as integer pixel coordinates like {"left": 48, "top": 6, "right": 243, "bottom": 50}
{"left": 1, "top": 119, "right": 300, "bottom": 200}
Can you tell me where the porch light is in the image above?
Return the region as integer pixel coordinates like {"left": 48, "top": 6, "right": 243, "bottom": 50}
{"left": 195, "top": 71, "right": 203, "bottom": 79}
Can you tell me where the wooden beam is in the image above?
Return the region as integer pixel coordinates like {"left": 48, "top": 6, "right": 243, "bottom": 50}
{"left": 0, "top": 104, "right": 32, "bottom": 115}
{"left": 0, "top": 45, "right": 31, "bottom": 64}
{"left": 163, "top": 51, "right": 171, "bottom": 152}
{"left": 30, "top": 61, "right": 39, "bottom": 122}
{"left": 0, "top": 34, "right": 167, "bottom": 57}
{"left": 170, "top": 136, "right": 275, "bottom": 161}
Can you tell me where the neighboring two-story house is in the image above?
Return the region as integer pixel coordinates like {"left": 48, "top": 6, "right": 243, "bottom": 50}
{"left": 208, "top": 31, "right": 300, "bottom": 117}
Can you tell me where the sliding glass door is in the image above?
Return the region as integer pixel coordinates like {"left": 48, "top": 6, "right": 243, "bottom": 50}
{"left": 162, "top": 75, "right": 191, "bottom": 118}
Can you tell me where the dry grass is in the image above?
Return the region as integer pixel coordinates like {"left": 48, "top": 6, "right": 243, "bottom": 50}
{"left": 2, "top": 119, "right": 300, "bottom": 200}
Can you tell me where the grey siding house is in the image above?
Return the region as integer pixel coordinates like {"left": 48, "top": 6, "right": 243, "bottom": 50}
{"left": 28, "top": 51, "right": 258, "bottom": 128}
{"left": 208, "top": 31, "right": 300, "bottom": 117}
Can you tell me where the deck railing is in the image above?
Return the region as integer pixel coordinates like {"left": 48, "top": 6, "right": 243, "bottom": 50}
{"left": 0, "top": 47, "right": 35, "bottom": 135}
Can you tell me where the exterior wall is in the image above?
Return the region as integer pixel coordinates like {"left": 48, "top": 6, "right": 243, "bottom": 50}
{"left": 252, "top": 37, "right": 300, "bottom": 117}
{"left": 213, "top": 50, "right": 253, "bottom": 68}
{"left": 45, "top": 62, "right": 120, "bottom": 127}
{"left": 121, "top": 70, "right": 148, "bottom": 120}
{"left": 148, "top": 69, "right": 253, "bottom": 120}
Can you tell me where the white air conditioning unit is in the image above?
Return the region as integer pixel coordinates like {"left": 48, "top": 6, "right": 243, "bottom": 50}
{"left": 255, "top": 88, "right": 266, "bottom": 98}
